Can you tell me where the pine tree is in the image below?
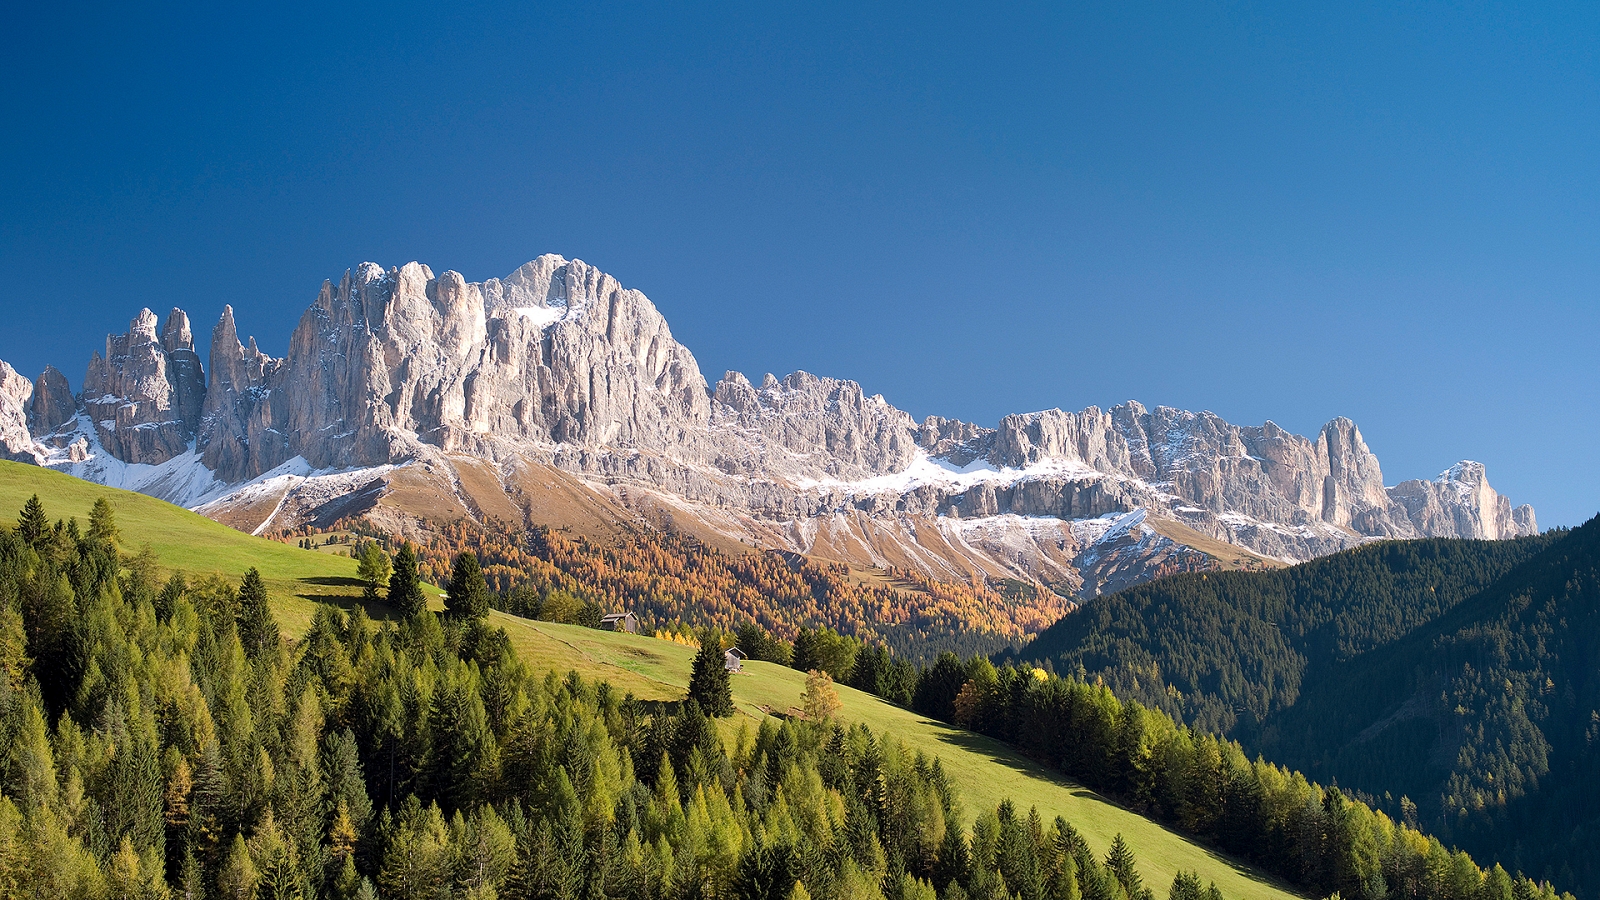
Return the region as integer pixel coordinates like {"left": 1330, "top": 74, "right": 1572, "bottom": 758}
{"left": 388, "top": 544, "right": 428, "bottom": 620}
{"left": 357, "top": 543, "right": 391, "bottom": 603}
{"left": 1105, "top": 834, "right": 1142, "bottom": 900}
{"left": 237, "top": 567, "right": 279, "bottom": 658}
{"left": 688, "top": 636, "right": 734, "bottom": 717}
{"left": 87, "top": 497, "right": 119, "bottom": 549}
{"left": 445, "top": 551, "right": 491, "bottom": 620}
{"left": 17, "top": 495, "right": 47, "bottom": 546}
{"left": 1168, "top": 871, "right": 1202, "bottom": 900}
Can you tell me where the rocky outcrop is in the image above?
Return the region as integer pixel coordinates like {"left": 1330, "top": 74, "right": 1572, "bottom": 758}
{"left": 710, "top": 370, "right": 920, "bottom": 478}
{"left": 81, "top": 308, "right": 206, "bottom": 465}
{"left": 193, "top": 257, "right": 714, "bottom": 479}
{"left": 30, "top": 366, "right": 75, "bottom": 435}
{"left": 199, "top": 305, "right": 287, "bottom": 483}
{"left": 1388, "top": 462, "right": 1537, "bottom": 540}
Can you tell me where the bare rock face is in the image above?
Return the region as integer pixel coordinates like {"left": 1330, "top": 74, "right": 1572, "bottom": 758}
{"left": 199, "top": 305, "right": 288, "bottom": 483}
{"left": 30, "top": 366, "right": 75, "bottom": 435}
{"left": 0, "top": 361, "right": 41, "bottom": 463}
{"left": 710, "top": 370, "right": 920, "bottom": 478}
{"left": 262, "top": 256, "right": 711, "bottom": 471}
{"left": 82, "top": 308, "right": 206, "bottom": 465}
{"left": 1388, "top": 462, "right": 1537, "bottom": 540}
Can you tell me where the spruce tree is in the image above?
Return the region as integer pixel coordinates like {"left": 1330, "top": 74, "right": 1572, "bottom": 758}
{"left": 388, "top": 543, "right": 428, "bottom": 620}
{"left": 1105, "top": 834, "right": 1142, "bottom": 900}
{"left": 87, "top": 497, "right": 119, "bottom": 549}
{"left": 357, "top": 543, "right": 391, "bottom": 603}
{"left": 17, "top": 495, "right": 47, "bottom": 546}
{"left": 1168, "top": 872, "right": 1202, "bottom": 900}
{"left": 237, "top": 567, "right": 279, "bottom": 659}
{"left": 688, "top": 637, "right": 734, "bottom": 717}
{"left": 445, "top": 551, "right": 491, "bottom": 620}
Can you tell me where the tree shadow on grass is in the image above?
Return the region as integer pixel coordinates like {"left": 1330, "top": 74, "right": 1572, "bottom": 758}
{"left": 300, "top": 575, "right": 364, "bottom": 587}
{"left": 293, "top": 586, "right": 397, "bottom": 621}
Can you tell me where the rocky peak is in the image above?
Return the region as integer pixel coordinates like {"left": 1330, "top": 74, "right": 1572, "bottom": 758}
{"left": 199, "top": 305, "right": 287, "bottom": 483}
{"left": 1385, "top": 461, "right": 1537, "bottom": 541}
{"left": 709, "top": 369, "right": 919, "bottom": 478}
{"left": 81, "top": 307, "right": 206, "bottom": 465}
{"left": 30, "top": 366, "right": 75, "bottom": 436}
{"left": 162, "top": 308, "right": 194, "bottom": 353}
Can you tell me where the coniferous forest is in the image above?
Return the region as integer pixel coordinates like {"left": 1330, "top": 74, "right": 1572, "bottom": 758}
{"left": 0, "top": 495, "right": 1240, "bottom": 900}
{"left": 1001, "top": 521, "right": 1600, "bottom": 897}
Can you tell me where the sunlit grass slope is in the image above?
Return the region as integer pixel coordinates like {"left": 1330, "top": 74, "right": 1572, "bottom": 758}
{"left": 0, "top": 461, "right": 1301, "bottom": 899}
{"left": 493, "top": 616, "right": 1305, "bottom": 900}
{"left": 0, "top": 460, "right": 363, "bottom": 634}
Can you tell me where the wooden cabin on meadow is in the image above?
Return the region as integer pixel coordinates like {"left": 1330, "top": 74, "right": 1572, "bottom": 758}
{"left": 600, "top": 612, "right": 639, "bottom": 634}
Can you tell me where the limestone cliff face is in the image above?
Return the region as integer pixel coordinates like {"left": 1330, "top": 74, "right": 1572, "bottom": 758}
{"left": 710, "top": 370, "right": 920, "bottom": 479}
{"left": 888, "top": 403, "right": 1538, "bottom": 561}
{"left": 260, "top": 256, "right": 711, "bottom": 471}
{"left": 1, "top": 253, "right": 1540, "bottom": 594}
{"left": 81, "top": 308, "right": 206, "bottom": 465}
{"left": 0, "top": 362, "right": 40, "bottom": 463}
{"left": 30, "top": 367, "right": 75, "bottom": 436}
{"left": 199, "top": 305, "right": 287, "bottom": 483}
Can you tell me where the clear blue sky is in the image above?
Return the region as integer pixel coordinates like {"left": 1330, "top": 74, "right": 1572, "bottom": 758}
{"left": 3, "top": 2, "right": 1596, "bottom": 525}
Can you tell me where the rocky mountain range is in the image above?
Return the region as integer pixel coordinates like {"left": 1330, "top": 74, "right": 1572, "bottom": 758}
{"left": 0, "top": 254, "right": 1537, "bottom": 600}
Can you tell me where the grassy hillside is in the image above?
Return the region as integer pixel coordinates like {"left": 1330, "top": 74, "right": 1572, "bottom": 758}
{"left": 0, "top": 460, "right": 364, "bottom": 634}
{"left": 0, "top": 460, "right": 1301, "bottom": 900}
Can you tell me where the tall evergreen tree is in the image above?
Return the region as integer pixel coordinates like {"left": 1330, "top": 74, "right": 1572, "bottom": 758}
{"left": 237, "top": 567, "right": 279, "bottom": 659}
{"left": 356, "top": 543, "right": 391, "bottom": 603}
{"left": 688, "top": 636, "right": 735, "bottom": 717}
{"left": 1105, "top": 834, "right": 1144, "bottom": 900}
{"left": 87, "top": 497, "right": 119, "bottom": 549}
{"left": 17, "top": 495, "right": 47, "bottom": 546}
{"left": 445, "top": 551, "right": 490, "bottom": 620}
{"left": 388, "top": 543, "right": 428, "bottom": 620}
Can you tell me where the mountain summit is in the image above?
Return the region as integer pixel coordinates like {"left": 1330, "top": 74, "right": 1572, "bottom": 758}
{"left": 0, "top": 255, "right": 1536, "bottom": 598}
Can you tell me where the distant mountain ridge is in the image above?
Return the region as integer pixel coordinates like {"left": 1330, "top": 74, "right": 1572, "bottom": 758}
{"left": 0, "top": 254, "right": 1536, "bottom": 601}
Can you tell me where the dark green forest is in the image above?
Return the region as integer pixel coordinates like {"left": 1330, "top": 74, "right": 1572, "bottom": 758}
{"left": 905, "top": 653, "right": 1568, "bottom": 900}
{"left": 999, "top": 522, "right": 1600, "bottom": 897}
{"left": 999, "top": 534, "right": 1561, "bottom": 735}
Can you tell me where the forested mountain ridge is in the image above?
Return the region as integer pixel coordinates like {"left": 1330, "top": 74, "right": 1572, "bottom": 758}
{"left": 1258, "top": 515, "right": 1600, "bottom": 896}
{"left": 1003, "top": 520, "right": 1600, "bottom": 897}
{"left": 999, "top": 533, "right": 1562, "bottom": 734}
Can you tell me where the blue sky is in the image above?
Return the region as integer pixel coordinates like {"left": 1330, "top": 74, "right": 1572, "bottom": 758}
{"left": 3, "top": 2, "right": 1596, "bottom": 525}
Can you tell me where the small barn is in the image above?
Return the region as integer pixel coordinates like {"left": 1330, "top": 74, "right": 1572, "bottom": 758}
{"left": 724, "top": 647, "right": 747, "bottom": 673}
{"left": 600, "top": 612, "right": 639, "bottom": 634}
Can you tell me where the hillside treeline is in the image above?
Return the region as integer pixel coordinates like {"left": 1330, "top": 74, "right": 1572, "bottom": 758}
{"left": 354, "top": 514, "right": 1581, "bottom": 900}
{"left": 406, "top": 520, "right": 1070, "bottom": 663}
{"left": 0, "top": 496, "right": 1200, "bottom": 900}
{"left": 902, "top": 655, "right": 1572, "bottom": 900}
